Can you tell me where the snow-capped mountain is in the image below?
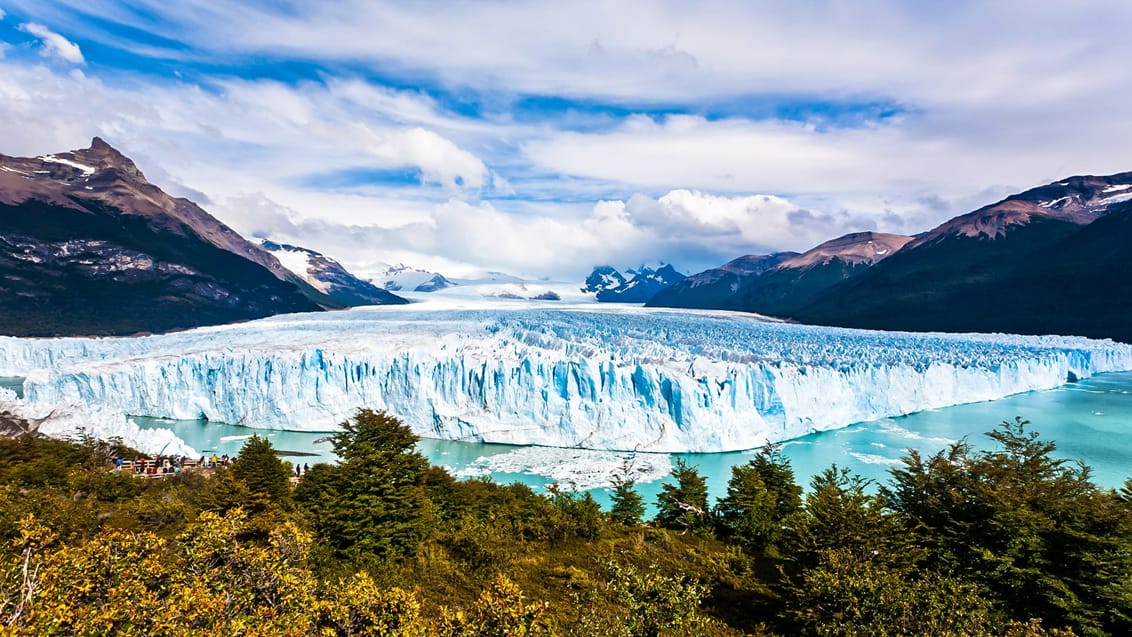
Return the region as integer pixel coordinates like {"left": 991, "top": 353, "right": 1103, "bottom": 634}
{"left": 260, "top": 241, "right": 407, "bottom": 307}
{"left": 906, "top": 171, "right": 1132, "bottom": 248}
{"left": 375, "top": 264, "right": 454, "bottom": 293}
{"left": 0, "top": 138, "right": 327, "bottom": 336}
{"left": 582, "top": 264, "right": 686, "bottom": 302}
{"left": 797, "top": 197, "right": 1132, "bottom": 341}
{"left": 581, "top": 266, "right": 627, "bottom": 295}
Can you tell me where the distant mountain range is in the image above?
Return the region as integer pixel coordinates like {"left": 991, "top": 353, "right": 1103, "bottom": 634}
{"left": 651, "top": 173, "right": 1132, "bottom": 342}
{"left": 648, "top": 232, "right": 911, "bottom": 314}
{"left": 0, "top": 138, "right": 405, "bottom": 336}
{"left": 372, "top": 264, "right": 454, "bottom": 293}
{"left": 4, "top": 138, "right": 1131, "bottom": 343}
{"left": 582, "top": 264, "right": 686, "bottom": 302}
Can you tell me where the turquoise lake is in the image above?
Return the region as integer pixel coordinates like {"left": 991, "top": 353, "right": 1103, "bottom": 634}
{"left": 135, "top": 370, "right": 1132, "bottom": 509}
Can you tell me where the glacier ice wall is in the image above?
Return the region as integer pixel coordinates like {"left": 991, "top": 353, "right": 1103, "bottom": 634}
{"left": 1, "top": 306, "right": 1131, "bottom": 452}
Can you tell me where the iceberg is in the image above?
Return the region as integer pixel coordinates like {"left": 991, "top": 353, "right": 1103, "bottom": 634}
{"left": 0, "top": 387, "right": 197, "bottom": 457}
{"left": 1, "top": 304, "right": 1130, "bottom": 453}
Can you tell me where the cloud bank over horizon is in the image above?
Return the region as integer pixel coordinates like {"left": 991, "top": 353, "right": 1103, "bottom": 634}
{"left": 0, "top": 1, "right": 1130, "bottom": 279}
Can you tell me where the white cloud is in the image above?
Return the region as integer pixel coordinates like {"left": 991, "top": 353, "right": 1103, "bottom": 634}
{"left": 364, "top": 127, "right": 488, "bottom": 190}
{"left": 0, "top": 8, "right": 7, "bottom": 20}
{"left": 623, "top": 190, "right": 847, "bottom": 255}
{"left": 15, "top": 1, "right": 1132, "bottom": 107}
{"left": 3, "top": 2, "right": 1132, "bottom": 279}
{"left": 522, "top": 111, "right": 1132, "bottom": 219}
{"left": 18, "top": 22, "right": 85, "bottom": 65}
{"left": 214, "top": 187, "right": 847, "bottom": 280}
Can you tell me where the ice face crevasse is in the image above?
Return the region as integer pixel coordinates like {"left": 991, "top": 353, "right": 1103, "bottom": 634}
{"left": 1, "top": 307, "right": 1131, "bottom": 453}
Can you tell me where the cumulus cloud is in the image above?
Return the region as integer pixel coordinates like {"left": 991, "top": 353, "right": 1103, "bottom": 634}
{"left": 622, "top": 190, "right": 860, "bottom": 255}
{"left": 18, "top": 22, "right": 85, "bottom": 65}
{"left": 215, "top": 187, "right": 848, "bottom": 280}
{"left": 3, "top": 2, "right": 1132, "bottom": 279}
{"left": 364, "top": 127, "right": 489, "bottom": 190}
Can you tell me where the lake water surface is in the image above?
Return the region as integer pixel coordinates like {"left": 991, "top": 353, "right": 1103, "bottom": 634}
{"left": 136, "top": 370, "right": 1132, "bottom": 508}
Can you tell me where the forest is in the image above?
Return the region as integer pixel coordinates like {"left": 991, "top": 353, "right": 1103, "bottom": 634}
{"left": 1, "top": 409, "right": 1130, "bottom": 636}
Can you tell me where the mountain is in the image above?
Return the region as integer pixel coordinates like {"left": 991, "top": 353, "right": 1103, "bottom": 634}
{"left": 646, "top": 252, "right": 799, "bottom": 309}
{"left": 0, "top": 138, "right": 327, "bottom": 336}
{"left": 793, "top": 173, "right": 1132, "bottom": 342}
{"left": 721, "top": 231, "right": 912, "bottom": 315}
{"left": 648, "top": 232, "right": 911, "bottom": 314}
{"left": 582, "top": 264, "right": 686, "bottom": 302}
{"left": 374, "top": 264, "right": 454, "bottom": 293}
{"left": 580, "top": 265, "right": 626, "bottom": 296}
{"left": 260, "top": 241, "right": 407, "bottom": 307}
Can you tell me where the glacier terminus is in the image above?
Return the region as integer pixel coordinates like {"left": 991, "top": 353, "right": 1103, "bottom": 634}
{"left": 2, "top": 302, "right": 1131, "bottom": 455}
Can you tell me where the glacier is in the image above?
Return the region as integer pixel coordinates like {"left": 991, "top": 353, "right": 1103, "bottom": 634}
{"left": 1, "top": 303, "right": 1131, "bottom": 453}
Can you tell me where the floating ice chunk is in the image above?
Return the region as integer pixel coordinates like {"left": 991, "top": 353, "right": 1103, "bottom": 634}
{"left": 848, "top": 452, "right": 903, "bottom": 466}
{"left": 453, "top": 446, "right": 671, "bottom": 491}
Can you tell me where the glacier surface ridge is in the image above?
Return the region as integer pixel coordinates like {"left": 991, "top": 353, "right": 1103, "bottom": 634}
{"left": 1, "top": 305, "right": 1131, "bottom": 453}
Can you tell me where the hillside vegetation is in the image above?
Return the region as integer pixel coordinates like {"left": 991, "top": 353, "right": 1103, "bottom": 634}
{"left": 2, "top": 411, "right": 1130, "bottom": 636}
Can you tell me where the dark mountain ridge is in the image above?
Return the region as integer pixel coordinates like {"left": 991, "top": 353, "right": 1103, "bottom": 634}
{"left": 651, "top": 172, "right": 1132, "bottom": 342}
{"left": 649, "top": 231, "right": 911, "bottom": 315}
{"left": 0, "top": 138, "right": 336, "bottom": 336}
{"left": 646, "top": 252, "right": 799, "bottom": 310}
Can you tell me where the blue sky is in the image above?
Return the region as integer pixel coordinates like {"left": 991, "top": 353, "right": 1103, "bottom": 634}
{"left": 1, "top": 1, "right": 1130, "bottom": 279}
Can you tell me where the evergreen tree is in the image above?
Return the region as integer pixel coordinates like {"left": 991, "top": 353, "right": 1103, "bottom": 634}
{"left": 717, "top": 444, "right": 802, "bottom": 556}
{"left": 782, "top": 466, "right": 918, "bottom": 574}
{"left": 609, "top": 472, "right": 645, "bottom": 527}
{"left": 654, "top": 459, "right": 712, "bottom": 535}
{"left": 884, "top": 418, "right": 1132, "bottom": 636}
{"left": 232, "top": 434, "right": 291, "bottom": 506}
{"left": 748, "top": 443, "right": 802, "bottom": 523}
{"left": 1120, "top": 478, "right": 1132, "bottom": 503}
{"left": 715, "top": 462, "right": 775, "bottom": 552}
{"left": 294, "top": 409, "right": 432, "bottom": 563}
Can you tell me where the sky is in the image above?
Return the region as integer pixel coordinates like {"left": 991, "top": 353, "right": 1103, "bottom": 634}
{"left": 0, "top": 1, "right": 1130, "bottom": 280}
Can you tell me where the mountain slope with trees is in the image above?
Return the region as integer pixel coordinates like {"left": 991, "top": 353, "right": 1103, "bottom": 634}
{"left": 2, "top": 409, "right": 1128, "bottom": 635}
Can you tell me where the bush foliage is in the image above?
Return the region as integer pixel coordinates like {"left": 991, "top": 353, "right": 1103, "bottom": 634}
{"left": 1, "top": 412, "right": 1128, "bottom": 636}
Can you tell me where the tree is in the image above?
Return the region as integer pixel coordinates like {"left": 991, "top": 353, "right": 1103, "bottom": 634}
{"left": 786, "top": 548, "right": 995, "bottom": 637}
{"left": 717, "top": 445, "right": 802, "bottom": 557}
{"left": 609, "top": 462, "right": 645, "bottom": 527}
{"left": 437, "top": 574, "right": 551, "bottom": 637}
{"left": 884, "top": 418, "right": 1132, "bottom": 636}
{"left": 781, "top": 466, "right": 917, "bottom": 575}
{"left": 715, "top": 462, "right": 775, "bottom": 553}
{"left": 747, "top": 444, "right": 802, "bottom": 524}
{"left": 232, "top": 434, "right": 291, "bottom": 507}
{"left": 654, "top": 459, "right": 712, "bottom": 535}
{"left": 294, "top": 409, "right": 433, "bottom": 563}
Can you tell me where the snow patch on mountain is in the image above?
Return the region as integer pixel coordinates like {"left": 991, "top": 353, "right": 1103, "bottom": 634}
{"left": 37, "top": 155, "right": 96, "bottom": 177}
{"left": 269, "top": 245, "right": 325, "bottom": 292}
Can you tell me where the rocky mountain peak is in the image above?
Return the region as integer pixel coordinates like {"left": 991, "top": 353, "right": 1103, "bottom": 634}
{"left": 70, "top": 137, "right": 145, "bottom": 179}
